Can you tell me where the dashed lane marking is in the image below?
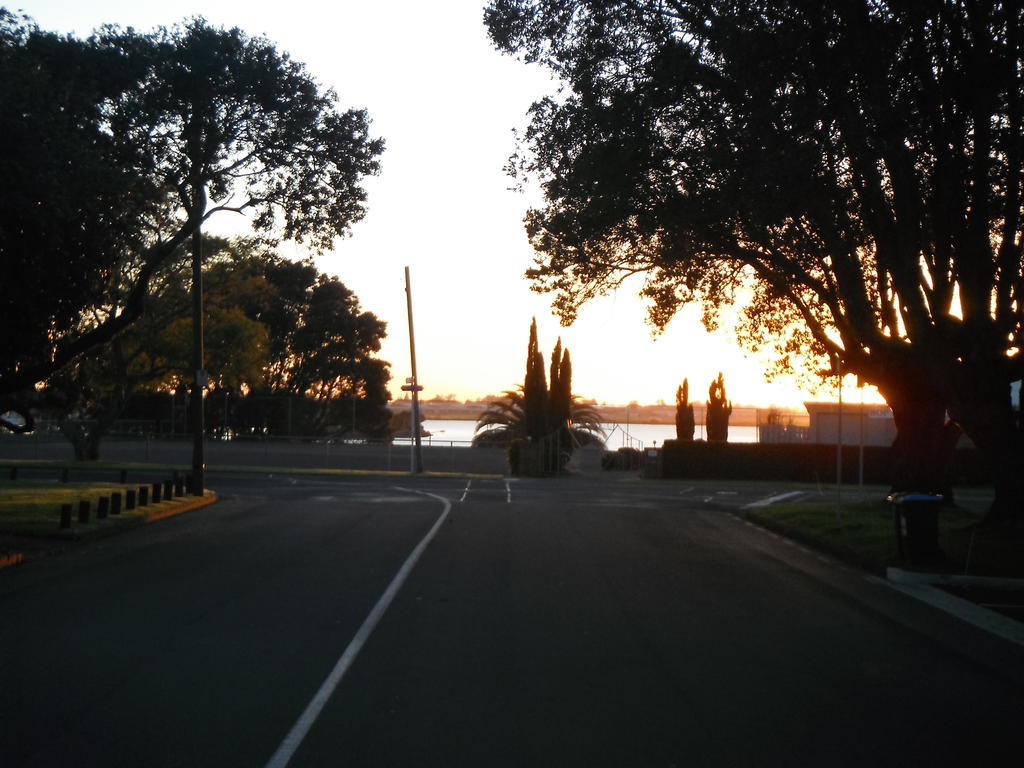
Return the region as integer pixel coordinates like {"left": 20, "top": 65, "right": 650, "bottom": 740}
{"left": 743, "top": 490, "right": 805, "bottom": 509}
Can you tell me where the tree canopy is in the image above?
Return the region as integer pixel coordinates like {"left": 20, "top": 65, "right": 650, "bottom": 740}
{"left": 487, "top": 0, "right": 1024, "bottom": 518}
{"left": 0, "top": 10, "right": 165, "bottom": 427}
{"left": 40, "top": 237, "right": 392, "bottom": 455}
{"left": 0, "top": 13, "right": 383, "bottom": 419}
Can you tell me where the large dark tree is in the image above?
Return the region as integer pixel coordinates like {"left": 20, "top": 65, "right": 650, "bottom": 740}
{"left": 0, "top": 11, "right": 167, "bottom": 430}
{"left": 1, "top": 15, "right": 383, "bottom": 421}
{"left": 487, "top": 1, "right": 1024, "bottom": 523}
{"left": 263, "top": 274, "right": 391, "bottom": 436}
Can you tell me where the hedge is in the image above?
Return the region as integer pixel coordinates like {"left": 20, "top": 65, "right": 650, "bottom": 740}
{"left": 654, "top": 440, "right": 990, "bottom": 486}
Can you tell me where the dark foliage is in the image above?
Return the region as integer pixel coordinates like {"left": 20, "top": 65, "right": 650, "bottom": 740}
{"left": 487, "top": 1, "right": 1024, "bottom": 521}
{"left": 674, "top": 378, "right": 695, "bottom": 441}
{"left": 1, "top": 14, "right": 383, "bottom": 416}
{"left": 706, "top": 372, "right": 733, "bottom": 443}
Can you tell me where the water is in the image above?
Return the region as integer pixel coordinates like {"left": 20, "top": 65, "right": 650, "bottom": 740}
{"left": 414, "top": 419, "right": 758, "bottom": 447}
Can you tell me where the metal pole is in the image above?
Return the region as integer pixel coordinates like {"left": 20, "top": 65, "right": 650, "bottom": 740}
{"left": 405, "top": 267, "right": 423, "bottom": 474}
{"left": 835, "top": 355, "right": 843, "bottom": 519}
{"left": 859, "top": 379, "right": 865, "bottom": 486}
{"left": 190, "top": 225, "right": 205, "bottom": 495}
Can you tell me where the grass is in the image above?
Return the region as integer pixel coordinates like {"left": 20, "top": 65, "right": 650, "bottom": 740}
{"left": 749, "top": 492, "right": 1024, "bottom": 578}
{"left": 0, "top": 479, "right": 206, "bottom": 540}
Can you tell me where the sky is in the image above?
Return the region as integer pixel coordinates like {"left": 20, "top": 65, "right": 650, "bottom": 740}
{"left": 14, "top": 0, "right": 867, "bottom": 408}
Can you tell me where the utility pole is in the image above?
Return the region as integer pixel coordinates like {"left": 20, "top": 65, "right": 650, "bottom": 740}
{"left": 404, "top": 267, "right": 424, "bottom": 474}
{"left": 190, "top": 224, "right": 206, "bottom": 495}
{"left": 835, "top": 353, "right": 843, "bottom": 519}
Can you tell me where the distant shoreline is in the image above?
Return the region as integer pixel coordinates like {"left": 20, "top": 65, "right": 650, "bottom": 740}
{"left": 388, "top": 400, "right": 810, "bottom": 428}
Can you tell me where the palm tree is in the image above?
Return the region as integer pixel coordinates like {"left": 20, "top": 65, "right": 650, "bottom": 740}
{"left": 472, "top": 387, "right": 606, "bottom": 448}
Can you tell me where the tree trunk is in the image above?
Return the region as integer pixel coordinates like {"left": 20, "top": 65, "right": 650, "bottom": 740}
{"left": 949, "top": 369, "right": 1024, "bottom": 527}
{"left": 59, "top": 421, "right": 102, "bottom": 461}
{"left": 884, "top": 387, "right": 960, "bottom": 500}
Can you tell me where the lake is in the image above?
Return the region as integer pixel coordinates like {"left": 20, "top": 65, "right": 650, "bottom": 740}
{"left": 404, "top": 419, "right": 759, "bottom": 447}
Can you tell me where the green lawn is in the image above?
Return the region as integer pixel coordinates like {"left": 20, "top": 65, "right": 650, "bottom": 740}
{"left": 0, "top": 480, "right": 180, "bottom": 538}
{"left": 750, "top": 493, "right": 1024, "bottom": 578}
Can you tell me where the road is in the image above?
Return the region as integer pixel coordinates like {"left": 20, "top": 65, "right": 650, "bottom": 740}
{"left": 2, "top": 474, "right": 1022, "bottom": 767}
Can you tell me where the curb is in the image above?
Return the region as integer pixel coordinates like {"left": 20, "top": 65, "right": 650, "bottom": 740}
{"left": 887, "top": 580, "right": 1024, "bottom": 647}
{"left": 141, "top": 490, "right": 218, "bottom": 524}
{"left": 0, "top": 552, "right": 24, "bottom": 569}
{"left": 886, "top": 567, "right": 1024, "bottom": 590}
{"left": 737, "top": 504, "right": 1024, "bottom": 646}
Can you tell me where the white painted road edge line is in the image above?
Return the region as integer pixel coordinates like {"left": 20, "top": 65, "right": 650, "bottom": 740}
{"left": 505, "top": 480, "right": 511, "bottom": 504}
{"left": 264, "top": 489, "right": 452, "bottom": 768}
{"left": 459, "top": 479, "right": 472, "bottom": 503}
{"left": 743, "top": 490, "right": 804, "bottom": 509}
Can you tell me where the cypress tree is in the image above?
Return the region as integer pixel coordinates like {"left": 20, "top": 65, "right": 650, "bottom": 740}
{"left": 675, "top": 378, "right": 695, "bottom": 440}
{"left": 549, "top": 336, "right": 562, "bottom": 426}
{"left": 558, "top": 347, "right": 572, "bottom": 427}
{"left": 549, "top": 345, "right": 572, "bottom": 434}
{"left": 523, "top": 318, "right": 548, "bottom": 441}
{"left": 706, "top": 372, "right": 733, "bottom": 443}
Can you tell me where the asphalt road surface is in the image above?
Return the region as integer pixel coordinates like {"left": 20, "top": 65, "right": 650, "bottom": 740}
{"left": 2, "top": 474, "right": 1022, "bottom": 767}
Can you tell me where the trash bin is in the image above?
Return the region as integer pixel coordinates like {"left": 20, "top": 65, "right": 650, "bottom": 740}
{"left": 889, "top": 493, "right": 943, "bottom": 565}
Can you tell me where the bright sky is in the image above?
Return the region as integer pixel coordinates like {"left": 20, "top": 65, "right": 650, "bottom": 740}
{"left": 17, "top": 0, "right": 862, "bottom": 408}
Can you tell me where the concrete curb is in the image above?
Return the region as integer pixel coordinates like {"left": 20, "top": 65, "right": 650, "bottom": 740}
{"left": 141, "top": 490, "right": 218, "bottom": 524}
{"left": 887, "top": 580, "right": 1024, "bottom": 647}
{"left": 886, "top": 567, "right": 1024, "bottom": 590}
{"left": 738, "top": 502, "right": 1024, "bottom": 646}
{"left": 0, "top": 552, "right": 24, "bottom": 569}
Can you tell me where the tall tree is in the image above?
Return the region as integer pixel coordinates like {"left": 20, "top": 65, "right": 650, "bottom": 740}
{"left": 1, "top": 15, "right": 383, "bottom": 417}
{"left": 0, "top": 11, "right": 167, "bottom": 429}
{"left": 523, "top": 317, "right": 549, "bottom": 440}
{"left": 548, "top": 336, "right": 573, "bottom": 432}
{"left": 487, "top": 1, "right": 1024, "bottom": 522}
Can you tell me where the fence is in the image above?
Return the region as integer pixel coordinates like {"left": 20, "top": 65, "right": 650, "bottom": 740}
{"left": 0, "top": 432, "right": 509, "bottom": 476}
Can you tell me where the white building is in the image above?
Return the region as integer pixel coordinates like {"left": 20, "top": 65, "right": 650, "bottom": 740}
{"left": 803, "top": 402, "right": 896, "bottom": 447}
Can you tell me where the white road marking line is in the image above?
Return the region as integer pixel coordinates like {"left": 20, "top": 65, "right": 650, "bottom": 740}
{"left": 459, "top": 479, "right": 472, "bottom": 503}
{"left": 264, "top": 489, "right": 452, "bottom": 768}
{"left": 743, "top": 490, "right": 805, "bottom": 509}
{"left": 505, "top": 480, "right": 511, "bottom": 504}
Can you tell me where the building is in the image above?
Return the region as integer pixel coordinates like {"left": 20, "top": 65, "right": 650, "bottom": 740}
{"left": 802, "top": 401, "right": 896, "bottom": 447}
